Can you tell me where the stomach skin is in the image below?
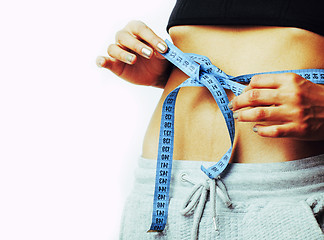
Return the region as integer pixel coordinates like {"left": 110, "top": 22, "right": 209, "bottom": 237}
{"left": 142, "top": 25, "right": 324, "bottom": 163}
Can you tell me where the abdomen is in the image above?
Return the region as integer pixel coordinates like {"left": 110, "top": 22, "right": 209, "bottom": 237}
{"left": 142, "top": 25, "right": 324, "bottom": 163}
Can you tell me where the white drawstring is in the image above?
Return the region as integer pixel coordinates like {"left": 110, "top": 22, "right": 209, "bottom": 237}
{"left": 180, "top": 174, "right": 232, "bottom": 240}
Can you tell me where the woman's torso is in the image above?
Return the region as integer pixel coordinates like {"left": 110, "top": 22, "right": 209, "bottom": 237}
{"left": 142, "top": 25, "right": 324, "bottom": 163}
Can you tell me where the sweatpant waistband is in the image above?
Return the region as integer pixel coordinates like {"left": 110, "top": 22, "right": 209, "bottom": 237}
{"left": 134, "top": 154, "right": 324, "bottom": 203}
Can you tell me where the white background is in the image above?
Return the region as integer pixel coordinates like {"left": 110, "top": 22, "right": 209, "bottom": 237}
{"left": 0, "top": 1, "right": 175, "bottom": 239}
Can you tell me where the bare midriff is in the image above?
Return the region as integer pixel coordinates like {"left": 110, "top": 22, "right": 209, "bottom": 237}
{"left": 142, "top": 25, "right": 324, "bottom": 163}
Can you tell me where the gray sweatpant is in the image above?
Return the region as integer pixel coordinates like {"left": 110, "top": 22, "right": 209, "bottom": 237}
{"left": 119, "top": 155, "right": 324, "bottom": 240}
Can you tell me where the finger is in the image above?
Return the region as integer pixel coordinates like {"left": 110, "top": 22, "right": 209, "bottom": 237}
{"left": 249, "top": 73, "right": 284, "bottom": 89}
{"left": 96, "top": 56, "right": 106, "bottom": 68}
{"left": 252, "top": 123, "right": 299, "bottom": 138}
{"left": 230, "top": 89, "right": 282, "bottom": 111}
{"left": 124, "top": 20, "right": 168, "bottom": 54}
{"left": 107, "top": 44, "right": 136, "bottom": 65}
{"left": 234, "top": 106, "right": 291, "bottom": 122}
{"left": 96, "top": 55, "right": 127, "bottom": 76}
{"left": 116, "top": 30, "right": 154, "bottom": 59}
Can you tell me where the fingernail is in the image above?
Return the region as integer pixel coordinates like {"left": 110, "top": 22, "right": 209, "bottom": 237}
{"left": 141, "top": 47, "right": 152, "bottom": 58}
{"left": 228, "top": 101, "right": 233, "bottom": 110}
{"left": 253, "top": 126, "right": 258, "bottom": 133}
{"left": 157, "top": 42, "right": 167, "bottom": 53}
{"left": 126, "top": 54, "right": 134, "bottom": 63}
{"left": 233, "top": 112, "right": 238, "bottom": 119}
{"left": 96, "top": 56, "right": 105, "bottom": 67}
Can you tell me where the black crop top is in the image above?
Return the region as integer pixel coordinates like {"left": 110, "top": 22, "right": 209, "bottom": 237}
{"left": 167, "top": 0, "right": 324, "bottom": 36}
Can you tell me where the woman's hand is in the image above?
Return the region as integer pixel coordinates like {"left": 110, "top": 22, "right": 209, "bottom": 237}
{"left": 96, "top": 20, "right": 171, "bottom": 88}
{"left": 229, "top": 73, "right": 324, "bottom": 140}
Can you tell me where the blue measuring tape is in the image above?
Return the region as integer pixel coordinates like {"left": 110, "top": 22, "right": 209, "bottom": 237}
{"left": 148, "top": 39, "right": 324, "bottom": 232}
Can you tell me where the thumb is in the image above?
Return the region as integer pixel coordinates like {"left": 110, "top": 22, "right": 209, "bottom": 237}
{"left": 154, "top": 50, "right": 166, "bottom": 60}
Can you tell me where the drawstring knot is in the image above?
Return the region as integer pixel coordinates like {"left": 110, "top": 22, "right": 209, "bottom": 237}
{"left": 180, "top": 173, "right": 232, "bottom": 240}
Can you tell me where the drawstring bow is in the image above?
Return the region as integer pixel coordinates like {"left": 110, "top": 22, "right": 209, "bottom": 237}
{"left": 180, "top": 173, "right": 232, "bottom": 240}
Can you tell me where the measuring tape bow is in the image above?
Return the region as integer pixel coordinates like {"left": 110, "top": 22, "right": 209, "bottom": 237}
{"left": 148, "top": 39, "right": 324, "bottom": 232}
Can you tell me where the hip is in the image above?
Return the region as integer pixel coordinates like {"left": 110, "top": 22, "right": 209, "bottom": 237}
{"left": 119, "top": 156, "right": 324, "bottom": 239}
